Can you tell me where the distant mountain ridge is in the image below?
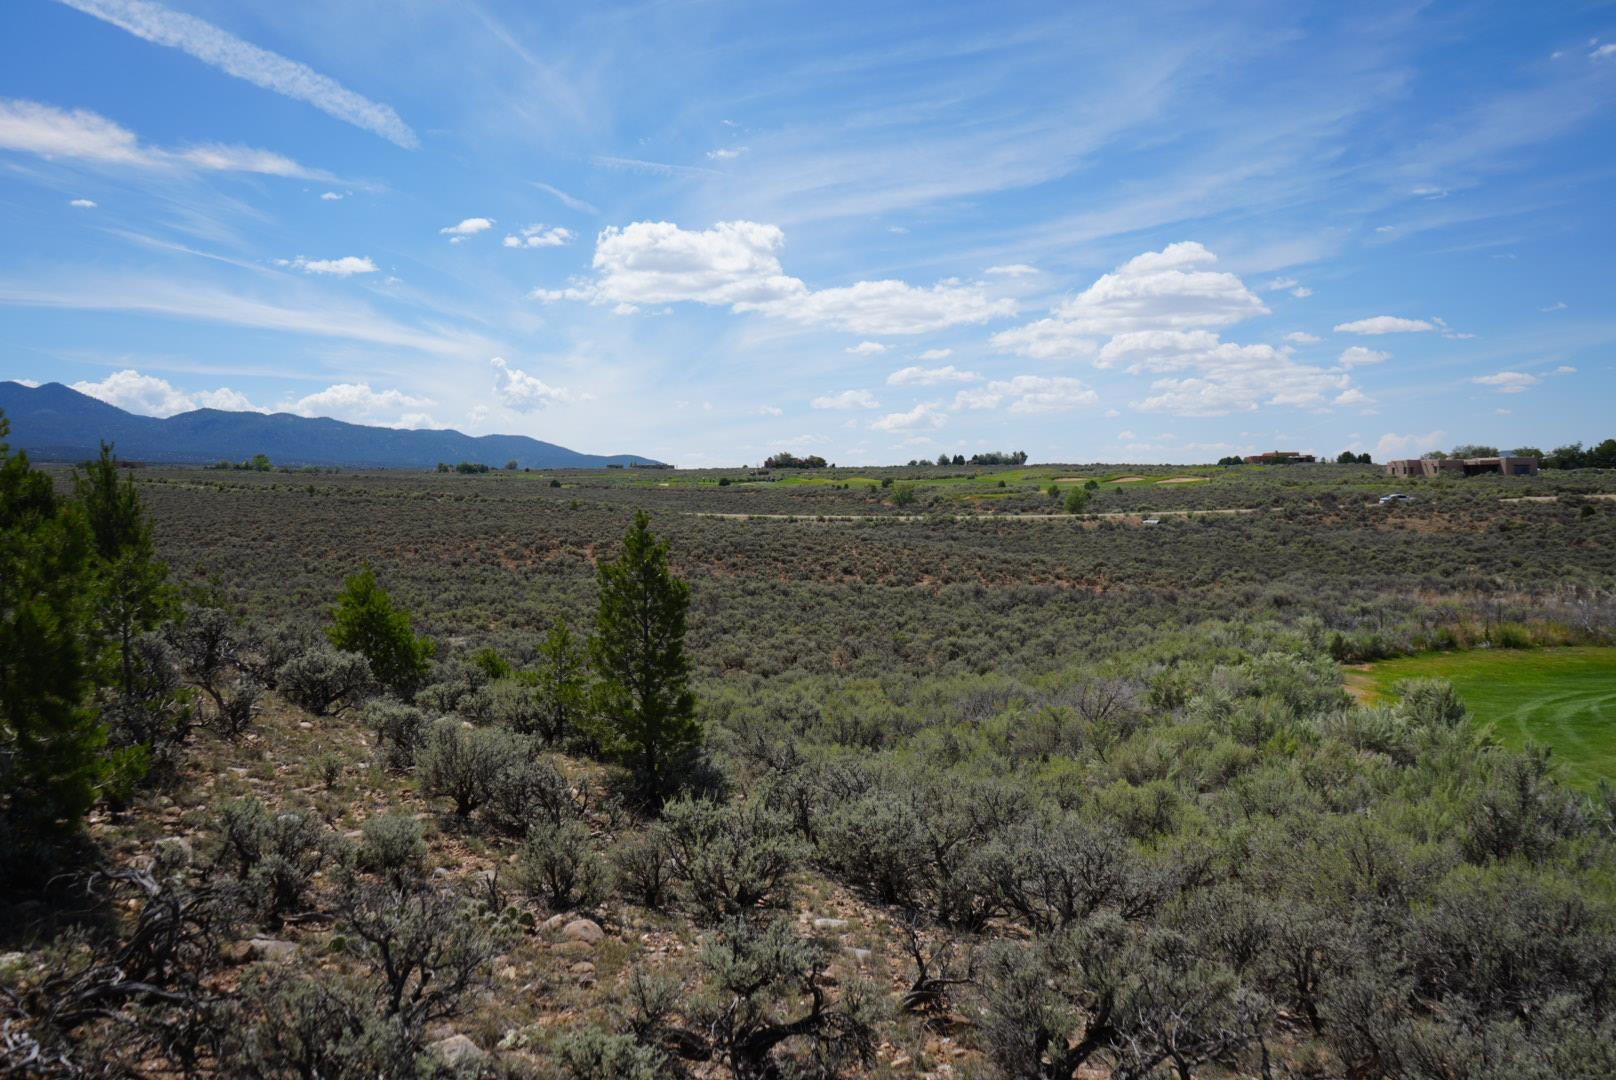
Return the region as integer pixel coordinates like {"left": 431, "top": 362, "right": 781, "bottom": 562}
{"left": 0, "top": 382, "right": 660, "bottom": 469}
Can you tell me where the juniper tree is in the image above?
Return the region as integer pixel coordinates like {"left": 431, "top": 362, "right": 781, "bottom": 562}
{"left": 590, "top": 511, "right": 699, "bottom": 809}
{"left": 327, "top": 564, "right": 434, "bottom": 697}
{"left": 74, "top": 442, "right": 174, "bottom": 704}
{"left": 0, "top": 418, "right": 109, "bottom": 841}
{"left": 534, "top": 618, "right": 587, "bottom": 745}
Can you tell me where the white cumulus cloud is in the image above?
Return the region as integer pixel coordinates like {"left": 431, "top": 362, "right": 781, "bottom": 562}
{"left": 846, "top": 341, "right": 887, "bottom": 356}
{"left": 993, "top": 241, "right": 1266, "bottom": 361}
{"left": 440, "top": 217, "right": 494, "bottom": 243}
{"left": 871, "top": 402, "right": 946, "bottom": 432}
{"left": 1337, "top": 346, "right": 1389, "bottom": 368}
{"left": 490, "top": 357, "right": 580, "bottom": 411}
{"left": 1374, "top": 430, "right": 1445, "bottom": 461}
{"left": 1265, "top": 277, "right": 1311, "bottom": 298}
{"left": 68, "top": 197, "right": 97, "bottom": 208}
{"left": 993, "top": 242, "right": 1358, "bottom": 416}
{"left": 70, "top": 368, "right": 262, "bottom": 417}
{"left": 1284, "top": 331, "right": 1321, "bottom": 344}
{"left": 193, "top": 387, "right": 262, "bottom": 411}
{"left": 887, "top": 365, "right": 979, "bottom": 386}
{"left": 954, "top": 375, "right": 1097, "bottom": 413}
{"left": 811, "top": 389, "right": 880, "bottom": 410}
{"left": 745, "top": 278, "right": 1015, "bottom": 335}
{"left": 288, "top": 382, "right": 435, "bottom": 427}
{"left": 535, "top": 220, "right": 1015, "bottom": 335}
{"left": 502, "top": 224, "right": 574, "bottom": 249}
{"left": 1471, "top": 371, "right": 1540, "bottom": 394}
{"left": 280, "top": 255, "right": 377, "bottom": 277}
{"left": 1334, "top": 315, "right": 1435, "bottom": 334}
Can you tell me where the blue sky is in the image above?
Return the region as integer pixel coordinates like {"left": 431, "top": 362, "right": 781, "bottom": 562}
{"left": 1, "top": 0, "right": 1612, "bottom": 465}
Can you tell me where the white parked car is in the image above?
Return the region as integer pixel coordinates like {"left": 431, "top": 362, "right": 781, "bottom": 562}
{"left": 1379, "top": 493, "right": 1414, "bottom": 504}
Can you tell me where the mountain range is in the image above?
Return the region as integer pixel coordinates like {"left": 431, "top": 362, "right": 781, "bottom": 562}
{"left": 0, "top": 382, "right": 660, "bottom": 469}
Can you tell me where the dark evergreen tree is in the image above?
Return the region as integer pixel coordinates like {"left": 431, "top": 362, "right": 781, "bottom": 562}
{"left": 0, "top": 418, "right": 111, "bottom": 841}
{"left": 534, "top": 618, "right": 588, "bottom": 746}
{"left": 74, "top": 443, "right": 174, "bottom": 703}
{"left": 327, "top": 564, "right": 435, "bottom": 697}
{"left": 590, "top": 511, "right": 699, "bottom": 808}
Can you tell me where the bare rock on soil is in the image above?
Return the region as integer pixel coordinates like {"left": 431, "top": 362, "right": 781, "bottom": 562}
{"left": 561, "top": 918, "right": 604, "bottom": 945}
{"left": 246, "top": 937, "right": 299, "bottom": 962}
{"left": 429, "top": 1033, "right": 486, "bottom": 1068}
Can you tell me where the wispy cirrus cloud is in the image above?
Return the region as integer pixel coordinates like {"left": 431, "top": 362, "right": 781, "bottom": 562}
{"left": 530, "top": 181, "right": 597, "bottom": 214}
{"left": 0, "top": 98, "right": 330, "bottom": 179}
{"left": 54, "top": 0, "right": 418, "bottom": 148}
{"left": 0, "top": 272, "right": 495, "bottom": 359}
{"left": 590, "top": 154, "right": 719, "bottom": 179}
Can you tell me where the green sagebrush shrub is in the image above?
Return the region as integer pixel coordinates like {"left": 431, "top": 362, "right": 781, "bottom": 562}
{"left": 554, "top": 1027, "right": 664, "bottom": 1080}
{"left": 660, "top": 796, "right": 807, "bottom": 921}
{"left": 357, "top": 813, "right": 428, "bottom": 888}
{"left": 213, "top": 797, "right": 347, "bottom": 922}
{"left": 418, "top": 719, "right": 526, "bottom": 818}
{"left": 518, "top": 818, "right": 612, "bottom": 911}
{"left": 276, "top": 644, "right": 372, "bottom": 716}
{"left": 364, "top": 697, "right": 431, "bottom": 772}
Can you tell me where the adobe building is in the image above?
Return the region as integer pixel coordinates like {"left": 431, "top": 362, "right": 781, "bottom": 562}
{"left": 1385, "top": 455, "right": 1539, "bottom": 479}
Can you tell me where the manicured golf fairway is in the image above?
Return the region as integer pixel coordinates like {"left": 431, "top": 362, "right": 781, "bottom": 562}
{"left": 1353, "top": 647, "right": 1616, "bottom": 787}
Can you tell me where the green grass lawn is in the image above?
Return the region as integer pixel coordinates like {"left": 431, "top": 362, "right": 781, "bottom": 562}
{"left": 1354, "top": 647, "right": 1616, "bottom": 788}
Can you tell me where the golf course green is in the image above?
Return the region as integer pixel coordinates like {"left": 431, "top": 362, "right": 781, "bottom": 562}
{"left": 1351, "top": 646, "right": 1616, "bottom": 788}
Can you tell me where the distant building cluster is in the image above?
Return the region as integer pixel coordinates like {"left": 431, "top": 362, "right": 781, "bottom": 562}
{"left": 1385, "top": 455, "right": 1540, "bottom": 478}
{"left": 1243, "top": 451, "right": 1316, "bottom": 464}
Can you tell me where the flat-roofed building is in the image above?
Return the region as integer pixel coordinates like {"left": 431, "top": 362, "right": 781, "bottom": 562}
{"left": 1385, "top": 455, "right": 1539, "bottom": 478}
